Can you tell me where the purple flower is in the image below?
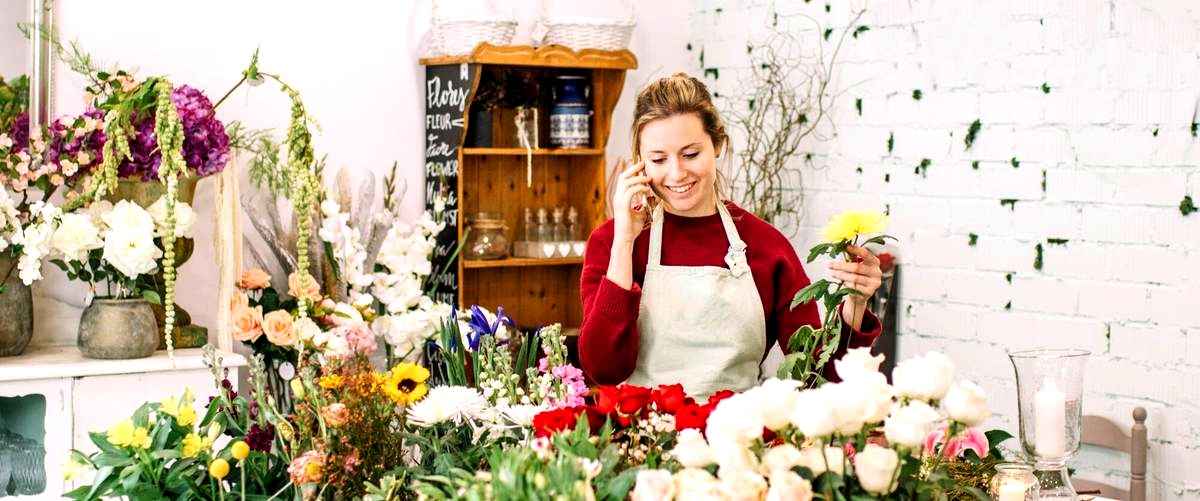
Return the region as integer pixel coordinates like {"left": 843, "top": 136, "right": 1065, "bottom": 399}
{"left": 245, "top": 423, "right": 276, "bottom": 452}
{"left": 465, "top": 305, "right": 514, "bottom": 350}
{"left": 6, "top": 112, "right": 28, "bottom": 152}
{"left": 118, "top": 85, "right": 229, "bottom": 180}
{"left": 44, "top": 109, "right": 106, "bottom": 182}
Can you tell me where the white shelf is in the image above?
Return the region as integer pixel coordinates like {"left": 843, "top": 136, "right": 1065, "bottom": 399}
{"left": 0, "top": 345, "right": 246, "bottom": 383}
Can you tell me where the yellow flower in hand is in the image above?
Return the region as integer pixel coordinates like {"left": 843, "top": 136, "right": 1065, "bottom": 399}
{"left": 821, "top": 210, "right": 888, "bottom": 243}
{"left": 381, "top": 363, "right": 430, "bottom": 405}
{"left": 160, "top": 388, "right": 197, "bottom": 427}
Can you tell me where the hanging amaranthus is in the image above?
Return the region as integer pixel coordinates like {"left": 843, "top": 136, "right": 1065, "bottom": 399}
{"left": 283, "top": 87, "right": 316, "bottom": 317}
{"left": 152, "top": 79, "right": 186, "bottom": 359}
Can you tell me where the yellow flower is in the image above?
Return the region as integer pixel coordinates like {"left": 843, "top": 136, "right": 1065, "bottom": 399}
{"left": 209, "top": 458, "right": 230, "bottom": 480}
{"left": 160, "top": 388, "right": 197, "bottom": 427}
{"left": 821, "top": 210, "right": 888, "bottom": 244}
{"left": 130, "top": 427, "right": 152, "bottom": 450}
{"left": 62, "top": 455, "right": 91, "bottom": 481}
{"left": 181, "top": 433, "right": 206, "bottom": 459}
{"left": 106, "top": 419, "right": 149, "bottom": 449}
{"left": 231, "top": 441, "right": 250, "bottom": 461}
{"left": 318, "top": 374, "right": 344, "bottom": 390}
{"left": 380, "top": 363, "right": 430, "bottom": 405}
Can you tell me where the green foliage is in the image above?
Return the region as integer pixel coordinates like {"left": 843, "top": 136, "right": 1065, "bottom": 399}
{"left": 823, "top": 28, "right": 833, "bottom": 41}
{"left": 971, "top": 160, "right": 980, "bottom": 170}
{"left": 912, "top": 89, "right": 923, "bottom": 100}
{"left": 886, "top": 131, "right": 894, "bottom": 153}
{"left": 915, "top": 158, "right": 932, "bottom": 177}
{"left": 1034, "top": 243, "right": 1044, "bottom": 270}
{"left": 1010, "top": 157, "right": 1021, "bottom": 168}
{"left": 1041, "top": 82, "right": 1051, "bottom": 94}
{"left": 968, "top": 233, "right": 978, "bottom": 246}
{"left": 1000, "top": 199, "right": 1017, "bottom": 210}
{"left": 855, "top": 97, "right": 862, "bottom": 116}
{"left": 1181, "top": 195, "right": 1196, "bottom": 216}
{"left": 1153, "top": 128, "right": 1159, "bottom": 137}
{"left": 1047, "top": 238, "right": 1069, "bottom": 246}
{"left": 704, "top": 67, "right": 719, "bottom": 80}
{"left": 964, "top": 119, "right": 981, "bottom": 150}
{"left": 1005, "top": 272, "right": 1013, "bottom": 283}
{"left": 853, "top": 26, "right": 870, "bottom": 38}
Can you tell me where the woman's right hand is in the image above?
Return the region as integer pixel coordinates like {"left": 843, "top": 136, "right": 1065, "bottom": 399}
{"left": 612, "top": 158, "right": 652, "bottom": 245}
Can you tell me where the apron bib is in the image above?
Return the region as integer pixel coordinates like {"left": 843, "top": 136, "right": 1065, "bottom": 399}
{"left": 626, "top": 203, "right": 767, "bottom": 399}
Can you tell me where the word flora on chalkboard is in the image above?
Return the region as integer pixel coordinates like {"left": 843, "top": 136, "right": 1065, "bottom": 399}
{"left": 424, "top": 62, "right": 477, "bottom": 307}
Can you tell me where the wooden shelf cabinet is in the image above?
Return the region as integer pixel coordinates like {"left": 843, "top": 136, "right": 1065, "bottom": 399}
{"left": 422, "top": 44, "right": 636, "bottom": 330}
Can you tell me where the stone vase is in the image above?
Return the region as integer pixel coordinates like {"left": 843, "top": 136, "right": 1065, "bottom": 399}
{"left": 0, "top": 256, "right": 33, "bottom": 357}
{"left": 77, "top": 298, "right": 158, "bottom": 359}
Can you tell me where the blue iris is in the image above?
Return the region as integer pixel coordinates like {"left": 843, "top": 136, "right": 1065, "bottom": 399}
{"left": 465, "top": 305, "right": 514, "bottom": 350}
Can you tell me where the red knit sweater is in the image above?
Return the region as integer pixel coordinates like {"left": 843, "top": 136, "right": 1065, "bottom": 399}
{"left": 579, "top": 201, "right": 882, "bottom": 385}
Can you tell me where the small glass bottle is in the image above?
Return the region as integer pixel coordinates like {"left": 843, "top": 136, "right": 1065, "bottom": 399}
{"left": 536, "top": 207, "right": 552, "bottom": 243}
{"left": 567, "top": 206, "right": 580, "bottom": 241}
{"left": 523, "top": 207, "right": 536, "bottom": 242}
{"left": 988, "top": 463, "right": 1039, "bottom": 501}
{"left": 551, "top": 207, "right": 567, "bottom": 241}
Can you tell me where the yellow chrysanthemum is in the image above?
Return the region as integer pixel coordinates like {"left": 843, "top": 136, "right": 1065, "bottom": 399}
{"left": 106, "top": 419, "right": 147, "bottom": 448}
{"left": 160, "top": 389, "right": 197, "bottom": 427}
{"left": 181, "top": 433, "right": 207, "bottom": 458}
{"left": 821, "top": 210, "right": 888, "bottom": 243}
{"left": 380, "top": 363, "right": 430, "bottom": 405}
{"left": 318, "top": 374, "right": 344, "bottom": 390}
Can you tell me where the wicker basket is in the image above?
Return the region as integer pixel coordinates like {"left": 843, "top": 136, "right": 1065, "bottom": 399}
{"left": 429, "top": 0, "right": 517, "bottom": 57}
{"left": 540, "top": 0, "right": 635, "bottom": 52}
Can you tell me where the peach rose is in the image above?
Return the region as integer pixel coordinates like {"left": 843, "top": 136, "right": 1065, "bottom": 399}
{"left": 230, "top": 290, "right": 250, "bottom": 311}
{"left": 320, "top": 403, "right": 349, "bottom": 427}
{"left": 263, "top": 310, "right": 297, "bottom": 347}
{"left": 288, "top": 272, "right": 321, "bottom": 303}
{"left": 232, "top": 304, "right": 264, "bottom": 343}
{"left": 237, "top": 268, "right": 272, "bottom": 290}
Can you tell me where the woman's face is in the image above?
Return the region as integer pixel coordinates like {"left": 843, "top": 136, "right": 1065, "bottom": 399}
{"left": 638, "top": 113, "right": 719, "bottom": 217}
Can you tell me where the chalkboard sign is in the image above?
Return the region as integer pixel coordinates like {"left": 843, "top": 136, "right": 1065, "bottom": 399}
{"left": 424, "top": 63, "right": 477, "bottom": 306}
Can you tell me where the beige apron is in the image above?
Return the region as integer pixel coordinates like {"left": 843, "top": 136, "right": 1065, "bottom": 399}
{"left": 626, "top": 203, "right": 767, "bottom": 399}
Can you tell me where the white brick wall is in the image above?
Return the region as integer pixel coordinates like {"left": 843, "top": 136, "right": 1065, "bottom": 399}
{"left": 680, "top": 0, "right": 1200, "bottom": 497}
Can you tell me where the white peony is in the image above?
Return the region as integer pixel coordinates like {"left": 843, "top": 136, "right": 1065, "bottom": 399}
{"left": 759, "top": 444, "right": 804, "bottom": 476}
{"left": 797, "top": 446, "right": 846, "bottom": 476}
{"left": 884, "top": 400, "right": 943, "bottom": 449}
{"left": 670, "top": 428, "right": 715, "bottom": 468}
{"left": 102, "top": 227, "right": 161, "bottom": 279}
{"left": 892, "top": 351, "right": 956, "bottom": 402}
{"left": 788, "top": 388, "right": 836, "bottom": 438}
{"left": 673, "top": 468, "right": 722, "bottom": 499}
{"left": 718, "top": 468, "right": 768, "bottom": 501}
{"left": 766, "top": 470, "right": 813, "bottom": 501}
{"left": 101, "top": 200, "right": 155, "bottom": 236}
{"left": 147, "top": 196, "right": 197, "bottom": 238}
{"left": 942, "top": 380, "right": 991, "bottom": 426}
{"left": 631, "top": 469, "right": 675, "bottom": 501}
{"left": 751, "top": 378, "right": 802, "bottom": 431}
{"left": 294, "top": 317, "right": 322, "bottom": 344}
{"left": 407, "top": 386, "right": 486, "bottom": 426}
{"left": 833, "top": 347, "right": 884, "bottom": 382}
{"left": 854, "top": 444, "right": 900, "bottom": 495}
{"left": 51, "top": 213, "right": 103, "bottom": 262}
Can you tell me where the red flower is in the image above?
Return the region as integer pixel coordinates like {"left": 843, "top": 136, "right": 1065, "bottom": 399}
{"left": 707, "top": 390, "right": 736, "bottom": 407}
{"left": 533, "top": 406, "right": 584, "bottom": 438}
{"left": 616, "top": 384, "right": 653, "bottom": 415}
{"left": 674, "top": 402, "right": 712, "bottom": 432}
{"left": 651, "top": 384, "right": 688, "bottom": 413}
{"left": 593, "top": 386, "right": 620, "bottom": 415}
{"left": 878, "top": 252, "right": 896, "bottom": 273}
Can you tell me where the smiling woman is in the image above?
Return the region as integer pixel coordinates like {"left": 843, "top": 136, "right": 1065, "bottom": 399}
{"left": 578, "top": 73, "right": 885, "bottom": 398}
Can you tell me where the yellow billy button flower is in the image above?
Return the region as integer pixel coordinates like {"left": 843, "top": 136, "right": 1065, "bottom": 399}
{"left": 209, "top": 458, "right": 230, "bottom": 480}
{"left": 231, "top": 441, "right": 250, "bottom": 461}
{"left": 381, "top": 363, "right": 430, "bottom": 405}
{"left": 821, "top": 210, "right": 888, "bottom": 244}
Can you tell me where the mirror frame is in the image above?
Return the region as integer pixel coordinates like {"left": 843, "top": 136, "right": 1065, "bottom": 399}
{"left": 26, "top": 0, "right": 53, "bottom": 135}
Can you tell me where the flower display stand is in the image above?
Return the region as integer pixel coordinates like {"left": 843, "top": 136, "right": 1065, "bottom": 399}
{"left": 0, "top": 346, "right": 245, "bottom": 498}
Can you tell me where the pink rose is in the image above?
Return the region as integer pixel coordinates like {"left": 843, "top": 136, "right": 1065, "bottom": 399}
{"left": 320, "top": 403, "right": 350, "bottom": 427}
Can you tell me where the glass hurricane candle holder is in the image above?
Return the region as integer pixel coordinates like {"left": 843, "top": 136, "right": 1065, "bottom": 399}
{"left": 1008, "top": 348, "right": 1089, "bottom": 500}
{"left": 990, "top": 462, "right": 1040, "bottom": 501}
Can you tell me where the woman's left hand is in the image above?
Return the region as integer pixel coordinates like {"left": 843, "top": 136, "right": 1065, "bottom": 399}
{"left": 828, "top": 245, "right": 884, "bottom": 303}
{"left": 828, "top": 245, "right": 883, "bottom": 330}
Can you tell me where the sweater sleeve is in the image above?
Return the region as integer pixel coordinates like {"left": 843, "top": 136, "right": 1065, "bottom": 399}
{"left": 578, "top": 224, "right": 642, "bottom": 385}
{"left": 772, "top": 244, "right": 884, "bottom": 382}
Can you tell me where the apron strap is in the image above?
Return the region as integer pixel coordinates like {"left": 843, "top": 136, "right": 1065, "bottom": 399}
{"left": 648, "top": 202, "right": 749, "bottom": 272}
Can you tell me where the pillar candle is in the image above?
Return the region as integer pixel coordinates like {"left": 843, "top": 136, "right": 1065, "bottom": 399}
{"left": 998, "top": 479, "right": 1027, "bottom": 501}
{"left": 1034, "top": 379, "right": 1067, "bottom": 456}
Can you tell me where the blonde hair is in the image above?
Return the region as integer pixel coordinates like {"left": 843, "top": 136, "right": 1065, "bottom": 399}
{"left": 631, "top": 73, "right": 731, "bottom": 205}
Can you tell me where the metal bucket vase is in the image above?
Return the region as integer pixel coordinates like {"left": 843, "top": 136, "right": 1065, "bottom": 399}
{"left": 77, "top": 298, "right": 158, "bottom": 359}
{"left": 0, "top": 256, "right": 33, "bottom": 357}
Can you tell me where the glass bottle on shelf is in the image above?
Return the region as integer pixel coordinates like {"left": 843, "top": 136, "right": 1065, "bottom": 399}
{"left": 536, "top": 208, "right": 552, "bottom": 242}
{"left": 523, "top": 207, "right": 536, "bottom": 242}
{"left": 567, "top": 206, "right": 580, "bottom": 241}
{"left": 551, "top": 207, "right": 567, "bottom": 241}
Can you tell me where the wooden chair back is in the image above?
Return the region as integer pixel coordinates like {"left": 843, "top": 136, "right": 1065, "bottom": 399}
{"left": 1073, "top": 407, "right": 1148, "bottom": 501}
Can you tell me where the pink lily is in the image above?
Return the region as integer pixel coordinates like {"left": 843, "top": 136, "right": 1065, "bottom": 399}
{"left": 924, "top": 426, "right": 990, "bottom": 459}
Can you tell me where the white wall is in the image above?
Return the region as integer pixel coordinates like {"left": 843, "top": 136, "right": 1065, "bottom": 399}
{"left": 31, "top": 1, "right": 693, "bottom": 340}
{"left": 690, "top": 0, "right": 1200, "bottom": 498}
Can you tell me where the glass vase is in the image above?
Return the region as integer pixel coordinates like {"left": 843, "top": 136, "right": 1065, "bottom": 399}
{"left": 1009, "top": 348, "right": 1089, "bottom": 500}
{"left": 989, "top": 462, "right": 1040, "bottom": 501}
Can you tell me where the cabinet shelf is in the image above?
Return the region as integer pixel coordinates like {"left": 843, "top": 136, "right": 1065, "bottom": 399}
{"left": 463, "top": 256, "right": 584, "bottom": 269}
{"left": 462, "top": 147, "right": 603, "bottom": 156}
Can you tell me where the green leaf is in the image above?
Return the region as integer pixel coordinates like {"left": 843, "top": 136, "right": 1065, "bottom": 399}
{"left": 964, "top": 119, "right": 982, "bottom": 150}
{"left": 860, "top": 234, "right": 897, "bottom": 247}
{"left": 806, "top": 243, "right": 832, "bottom": 263}
{"left": 776, "top": 352, "right": 803, "bottom": 379}
{"left": 141, "top": 290, "right": 162, "bottom": 305}
{"left": 89, "top": 431, "right": 123, "bottom": 455}
{"left": 786, "top": 324, "right": 816, "bottom": 352}
{"left": 791, "top": 279, "right": 830, "bottom": 308}
{"left": 985, "top": 429, "right": 1014, "bottom": 448}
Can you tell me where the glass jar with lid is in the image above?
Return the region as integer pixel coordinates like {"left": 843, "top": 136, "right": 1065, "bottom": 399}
{"left": 465, "top": 212, "right": 510, "bottom": 260}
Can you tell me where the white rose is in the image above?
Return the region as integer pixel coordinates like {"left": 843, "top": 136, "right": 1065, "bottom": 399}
{"left": 102, "top": 229, "right": 161, "bottom": 279}
{"left": 101, "top": 200, "right": 155, "bottom": 236}
{"left": 942, "top": 380, "right": 991, "bottom": 426}
{"left": 766, "top": 470, "right": 813, "bottom": 501}
{"left": 884, "top": 400, "right": 943, "bottom": 449}
{"left": 788, "top": 388, "right": 836, "bottom": 438}
{"left": 854, "top": 444, "right": 900, "bottom": 495}
{"left": 718, "top": 468, "right": 768, "bottom": 501}
{"left": 670, "top": 428, "right": 715, "bottom": 468}
{"left": 674, "top": 468, "right": 722, "bottom": 499}
{"left": 322, "top": 333, "right": 351, "bottom": 357}
{"left": 760, "top": 444, "right": 803, "bottom": 476}
{"left": 833, "top": 347, "right": 884, "bottom": 382}
{"left": 712, "top": 441, "right": 761, "bottom": 477}
{"left": 827, "top": 373, "right": 893, "bottom": 434}
{"left": 893, "top": 351, "right": 956, "bottom": 402}
{"left": 797, "top": 446, "right": 845, "bottom": 476}
{"left": 706, "top": 392, "right": 765, "bottom": 448}
{"left": 294, "top": 317, "right": 321, "bottom": 344}
{"left": 753, "top": 378, "right": 802, "bottom": 431}
{"left": 146, "top": 198, "right": 196, "bottom": 238}
{"left": 51, "top": 213, "right": 103, "bottom": 262}
{"left": 631, "top": 469, "right": 675, "bottom": 501}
